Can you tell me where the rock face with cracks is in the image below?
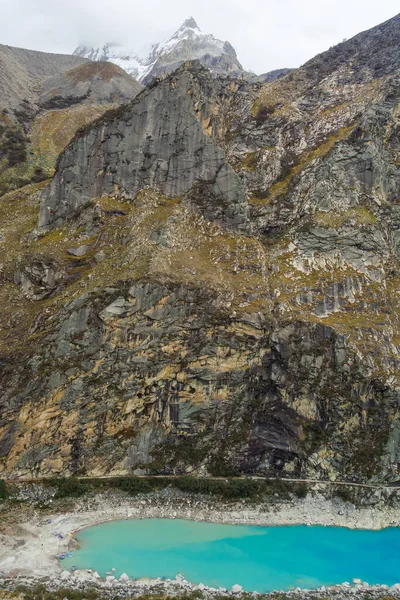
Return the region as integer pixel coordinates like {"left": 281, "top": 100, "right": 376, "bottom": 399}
{"left": 2, "top": 14, "right": 400, "bottom": 482}
{"left": 39, "top": 66, "right": 250, "bottom": 234}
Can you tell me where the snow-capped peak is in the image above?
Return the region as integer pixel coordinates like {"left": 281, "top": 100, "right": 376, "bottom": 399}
{"left": 73, "top": 17, "right": 244, "bottom": 83}
{"left": 150, "top": 18, "right": 213, "bottom": 59}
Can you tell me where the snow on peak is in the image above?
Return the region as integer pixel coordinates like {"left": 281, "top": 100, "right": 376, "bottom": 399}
{"left": 73, "top": 42, "right": 146, "bottom": 79}
{"left": 181, "top": 17, "right": 199, "bottom": 30}
{"left": 73, "top": 17, "right": 240, "bottom": 82}
{"left": 150, "top": 17, "right": 226, "bottom": 63}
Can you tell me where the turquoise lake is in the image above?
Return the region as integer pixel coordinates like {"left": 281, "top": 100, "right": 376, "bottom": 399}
{"left": 62, "top": 518, "right": 400, "bottom": 591}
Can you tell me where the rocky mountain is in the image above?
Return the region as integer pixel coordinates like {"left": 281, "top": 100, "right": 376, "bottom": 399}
{"left": 0, "top": 46, "right": 143, "bottom": 196}
{"left": 39, "top": 62, "right": 143, "bottom": 108}
{"left": 249, "top": 68, "right": 294, "bottom": 84}
{"left": 1, "top": 13, "right": 400, "bottom": 483}
{"left": 74, "top": 17, "right": 245, "bottom": 84}
{"left": 0, "top": 43, "right": 87, "bottom": 113}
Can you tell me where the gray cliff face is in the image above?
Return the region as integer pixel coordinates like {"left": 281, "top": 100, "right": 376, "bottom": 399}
{"left": 39, "top": 66, "right": 250, "bottom": 234}
{"left": 2, "top": 14, "right": 400, "bottom": 481}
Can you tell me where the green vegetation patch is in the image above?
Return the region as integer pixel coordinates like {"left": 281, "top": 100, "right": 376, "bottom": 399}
{"left": 44, "top": 475, "right": 307, "bottom": 502}
{"left": 0, "top": 127, "right": 27, "bottom": 167}
{"left": 0, "top": 478, "right": 8, "bottom": 500}
{"left": 313, "top": 207, "right": 377, "bottom": 228}
{"left": 3, "top": 584, "right": 349, "bottom": 600}
{"left": 49, "top": 477, "right": 89, "bottom": 498}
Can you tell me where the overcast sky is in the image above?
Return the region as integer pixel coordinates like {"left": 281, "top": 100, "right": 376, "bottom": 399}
{"left": 1, "top": 0, "right": 399, "bottom": 74}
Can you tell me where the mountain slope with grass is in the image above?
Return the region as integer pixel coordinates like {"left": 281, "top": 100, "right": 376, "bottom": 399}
{"left": 1, "top": 13, "right": 400, "bottom": 483}
{"left": 0, "top": 43, "right": 88, "bottom": 113}
{"left": 0, "top": 48, "right": 143, "bottom": 196}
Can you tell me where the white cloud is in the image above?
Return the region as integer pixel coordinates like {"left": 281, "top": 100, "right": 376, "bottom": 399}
{"left": 0, "top": 0, "right": 399, "bottom": 74}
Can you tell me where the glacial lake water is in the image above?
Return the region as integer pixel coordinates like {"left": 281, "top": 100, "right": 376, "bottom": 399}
{"left": 62, "top": 518, "right": 400, "bottom": 591}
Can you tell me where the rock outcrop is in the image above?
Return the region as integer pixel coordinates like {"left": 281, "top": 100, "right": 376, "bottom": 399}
{"left": 1, "top": 13, "right": 400, "bottom": 482}
{"left": 39, "top": 65, "right": 250, "bottom": 234}
{"left": 248, "top": 69, "right": 294, "bottom": 84}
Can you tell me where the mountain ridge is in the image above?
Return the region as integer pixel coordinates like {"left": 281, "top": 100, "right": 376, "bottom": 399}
{"left": 0, "top": 44, "right": 143, "bottom": 196}
{"left": 0, "top": 43, "right": 88, "bottom": 113}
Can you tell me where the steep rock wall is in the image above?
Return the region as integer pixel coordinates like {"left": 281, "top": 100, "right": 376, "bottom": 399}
{"left": 2, "top": 279, "right": 398, "bottom": 481}
{"left": 39, "top": 66, "right": 250, "bottom": 234}
{"left": 2, "top": 16, "right": 400, "bottom": 482}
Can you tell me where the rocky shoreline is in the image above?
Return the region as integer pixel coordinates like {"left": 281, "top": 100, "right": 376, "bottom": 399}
{"left": 2, "top": 486, "right": 400, "bottom": 598}
{"left": 2, "top": 572, "right": 400, "bottom": 600}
